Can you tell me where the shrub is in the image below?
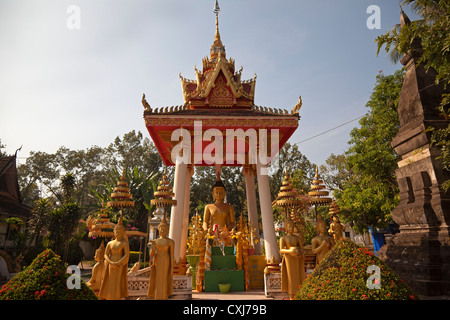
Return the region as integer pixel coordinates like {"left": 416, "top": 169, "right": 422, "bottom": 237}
{"left": 0, "top": 249, "right": 97, "bottom": 300}
{"left": 296, "top": 239, "right": 418, "bottom": 300}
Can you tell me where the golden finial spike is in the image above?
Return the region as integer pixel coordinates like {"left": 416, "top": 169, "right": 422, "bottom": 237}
{"left": 210, "top": 0, "right": 225, "bottom": 59}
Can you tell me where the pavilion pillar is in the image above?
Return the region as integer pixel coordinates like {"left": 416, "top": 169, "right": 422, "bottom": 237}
{"left": 256, "top": 162, "right": 280, "bottom": 268}
{"left": 179, "top": 165, "right": 194, "bottom": 271}
{"left": 169, "top": 160, "right": 187, "bottom": 266}
{"left": 242, "top": 164, "right": 261, "bottom": 255}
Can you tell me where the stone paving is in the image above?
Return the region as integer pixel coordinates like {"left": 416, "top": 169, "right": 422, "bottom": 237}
{"left": 192, "top": 289, "right": 271, "bottom": 300}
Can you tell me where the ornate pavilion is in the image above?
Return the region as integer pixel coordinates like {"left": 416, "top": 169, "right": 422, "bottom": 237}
{"left": 142, "top": 1, "right": 301, "bottom": 287}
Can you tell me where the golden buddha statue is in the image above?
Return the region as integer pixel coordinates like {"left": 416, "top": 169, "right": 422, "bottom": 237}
{"left": 280, "top": 218, "right": 305, "bottom": 299}
{"left": 86, "top": 240, "right": 106, "bottom": 294}
{"left": 328, "top": 214, "right": 345, "bottom": 242}
{"left": 311, "top": 215, "right": 333, "bottom": 265}
{"left": 98, "top": 215, "right": 130, "bottom": 300}
{"left": 203, "top": 179, "right": 235, "bottom": 232}
{"left": 147, "top": 214, "right": 174, "bottom": 300}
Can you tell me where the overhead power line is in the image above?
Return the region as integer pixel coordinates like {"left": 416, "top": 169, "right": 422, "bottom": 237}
{"left": 294, "top": 115, "right": 365, "bottom": 145}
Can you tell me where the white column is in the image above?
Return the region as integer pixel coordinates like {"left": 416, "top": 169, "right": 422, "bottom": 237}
{"left": 179, "top": 165, "right": 194, "bottom": 261}
{"left": 169, "top": 160, "right": 187, "bottom": 264}
{"left": 242, "top": 165, "right": 261, "bottom": 254}
{"left": 256, "top": 162, "right": 280, "bottom": 263}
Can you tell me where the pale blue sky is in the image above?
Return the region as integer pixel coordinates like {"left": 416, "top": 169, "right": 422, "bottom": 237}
{"left": 0, "top": 0, "right": 418, "bottom": 167}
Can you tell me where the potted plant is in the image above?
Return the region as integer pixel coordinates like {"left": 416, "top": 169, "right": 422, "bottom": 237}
{"left": 218, "top": 274, "right": 231, "bottom": 293}
{"left": 218, "top": 282, "right": 231, "bottom": 294}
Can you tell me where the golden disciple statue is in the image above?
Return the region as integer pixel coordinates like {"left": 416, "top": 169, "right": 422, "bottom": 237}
{"left": 147, "top": 214, "right": 174, "bottom": 300}
{"left": 203, "top": 179, "right": 235, "bottom": 231}
{"left": 280, "top": 219, "right": 305, "bottom": 300}
{"left": 328, "top": 214, "right": 345, "bottom": 242}
{"left": 311, "top": 215, "right": 333, "bottom": 265}
{"left": 86, "top": 240, "right": 106, "bottom": 294}
{"left": 98, "top": 215, "right": 130, "bottom": 300}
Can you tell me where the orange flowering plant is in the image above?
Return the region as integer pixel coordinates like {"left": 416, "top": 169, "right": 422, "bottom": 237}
{"left": 296, "top": 239, "right": 418, "bottom": 300}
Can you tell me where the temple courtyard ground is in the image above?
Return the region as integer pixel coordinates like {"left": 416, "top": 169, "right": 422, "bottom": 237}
{"left": 77, "top": 261, "right": 450, "bottom": 300}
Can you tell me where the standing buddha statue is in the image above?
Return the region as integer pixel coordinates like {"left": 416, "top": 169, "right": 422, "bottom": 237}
{"left": 147, "top": 213, "right": 174, "bottom": 300}
{"left": 98, "top": 214, "right": 130, "bottom": 300}
{"left": 280, "top": 218, "right": 305, "bottom": 299}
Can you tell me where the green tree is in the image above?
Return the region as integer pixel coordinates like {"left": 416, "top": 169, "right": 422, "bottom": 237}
{"left": 1, "top": 217, "right": 24, "bottom": 251}
{"left": 104, "top": 130, "right": 163, "bottom": 176}
{"left": 27, "top": 198, "right": 53, "bottom": 248}
{"left": 45, "top": 202, "right": 81, "bottom": 264}
{"left": 319, "top": 153, "right": 351, "bottom": 193}
{"left": 17, "top": 131, "right": 163, "bottom": 211}
{"left": 17, "top": 151, "right": 60, "bottom": 204}
{"left": 335, "top": 70, "right": 405, "bottom": 234}
{"left": 376, "top": 0, "right": 450, "bottom": 190}
{"left": 60, "top": 172, "right": 76, "bottom": 203}
{"left": 269, "top": 143, "right": 315, "bottom": 198}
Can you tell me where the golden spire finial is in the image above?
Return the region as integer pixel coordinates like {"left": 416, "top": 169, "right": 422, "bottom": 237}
{"left": 214, "top": 5, "right": 221, "bottom": 43}
{"left": 210, "top": 0, "right": 225, "bottom": 59}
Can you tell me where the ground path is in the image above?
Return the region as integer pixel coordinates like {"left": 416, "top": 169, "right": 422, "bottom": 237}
{"left": 192, "top": 289, "right": 271, "bottom": 300}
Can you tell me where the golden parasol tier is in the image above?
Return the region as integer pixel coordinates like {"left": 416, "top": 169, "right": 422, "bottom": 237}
{"left": 106, "top": 170, "right": 136, "bottom": 209}
{"left": 274, "top": 168, "right": 309, "bottom": 213}
{"left": 106, "top": 200, "right": 135, "bottom": 208}
{"left": 151, "top": 167, "right": 177, "bottom": 208}
{"left": 102, "top": 169, "right": 146, "bottom": 238}
{"left": 87, "top": 201, "right": 116, "bottom": 238}
{"left": 308, "top": 165, "right": 332, "bottom": 207}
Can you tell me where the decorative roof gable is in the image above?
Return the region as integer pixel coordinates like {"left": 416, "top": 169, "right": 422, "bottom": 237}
{"left": 179, "top": 7, "right": 256, "bottom": 109}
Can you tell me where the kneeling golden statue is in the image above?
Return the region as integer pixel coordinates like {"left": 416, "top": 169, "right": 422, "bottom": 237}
{"left": 86, "top": 240, "right": 106, "bottom": 295}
